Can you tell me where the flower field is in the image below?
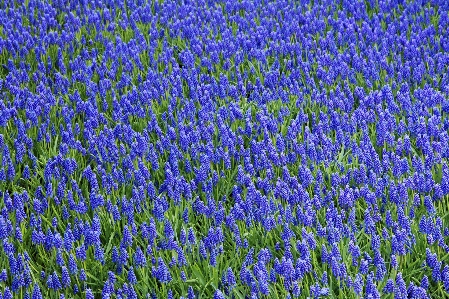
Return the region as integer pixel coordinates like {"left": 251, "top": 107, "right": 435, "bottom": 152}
{"left": 1, "top": 0, "right": 449, "bottom": 298}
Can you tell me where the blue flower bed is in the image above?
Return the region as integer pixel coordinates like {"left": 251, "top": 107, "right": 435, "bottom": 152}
{"left": 1, "top": 0, "right": 449, "bottom": 298}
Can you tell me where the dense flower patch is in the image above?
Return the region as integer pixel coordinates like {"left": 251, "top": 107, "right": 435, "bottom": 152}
{"left": 1, "top": 0, "right": 449, "bottom": 298}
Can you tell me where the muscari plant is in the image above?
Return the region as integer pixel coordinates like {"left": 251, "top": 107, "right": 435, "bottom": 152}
{"left": 1, "top": 0, "right": 449, "bottom": 298}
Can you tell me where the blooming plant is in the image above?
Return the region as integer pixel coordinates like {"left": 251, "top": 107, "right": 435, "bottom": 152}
{"left": 0, "top": 0, "right": 449, "bottom": 298}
